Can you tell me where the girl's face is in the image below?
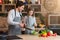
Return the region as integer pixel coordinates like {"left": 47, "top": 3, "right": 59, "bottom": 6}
{"left": 29, "top": 10, "right": 34, "bottom": 16}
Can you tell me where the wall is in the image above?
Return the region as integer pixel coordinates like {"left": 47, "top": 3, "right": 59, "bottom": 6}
{"left": 54, "top": 0, "right": 60, "bottom": 13}
{"left": 41, "top": 0, "right": 60, "bottom": 17}
{"left": 41, "top": 0, "right": 60, "bottom": 25}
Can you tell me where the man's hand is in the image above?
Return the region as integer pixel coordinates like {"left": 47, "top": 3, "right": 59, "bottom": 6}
{"left": 19, "top": 23, "right": 24, "bottom": 28}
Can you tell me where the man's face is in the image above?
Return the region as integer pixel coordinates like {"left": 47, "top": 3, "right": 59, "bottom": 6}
{"left": 18, "top": 5, "right": 24, "bottom": 12}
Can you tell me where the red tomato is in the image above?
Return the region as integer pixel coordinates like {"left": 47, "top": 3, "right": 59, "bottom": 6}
{"left": 52, "top": 33, "right": 57, "bottom": 36}
{"left": 54, "top": 33, "right": 57, "bottom": 35}
{"left": 47, "top": 32, "right": 51, "bottom": 36}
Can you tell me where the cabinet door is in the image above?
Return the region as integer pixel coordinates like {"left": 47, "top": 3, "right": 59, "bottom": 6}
{"left": 4, "top": 4, "right": 16, "bottom": 13}
{"left": 31, "top": 4, "right": 41, "bottom": 12}
{"left": 58, "top": 16, "right": 60, "bottom": 24}
{"left": 50, "top": 16, "right": 57, "bottom": 24}
{"left": 0, "top": 5, "right": 2, "bottom": 13}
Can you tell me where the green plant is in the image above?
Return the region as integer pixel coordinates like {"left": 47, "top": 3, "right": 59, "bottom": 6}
{"left": 35, "top": 13, "right": 45, "bottom": 24}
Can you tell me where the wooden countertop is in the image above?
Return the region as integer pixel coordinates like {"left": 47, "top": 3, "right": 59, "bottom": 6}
{"left": 17, "top": 35, "right": 60, "bottom": 40}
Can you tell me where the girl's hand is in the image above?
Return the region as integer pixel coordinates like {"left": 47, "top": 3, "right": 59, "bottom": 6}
{"left": 34, "top": 23, "right": 37, "bottom": 27}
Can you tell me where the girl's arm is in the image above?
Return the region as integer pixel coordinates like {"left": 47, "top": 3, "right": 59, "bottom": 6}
{"left": 34, "top": 17, "right": 37, "bottom": 27}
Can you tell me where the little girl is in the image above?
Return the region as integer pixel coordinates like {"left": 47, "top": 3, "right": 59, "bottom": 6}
{"left": 25, "top": 8, "right": 37, "bottom": 34}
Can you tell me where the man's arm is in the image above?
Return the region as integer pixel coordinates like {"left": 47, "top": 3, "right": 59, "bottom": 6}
{"left": 7, "top": 10, "right": 20, "bottom": 25}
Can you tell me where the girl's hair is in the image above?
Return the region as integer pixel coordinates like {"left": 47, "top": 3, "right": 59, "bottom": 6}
{"left": 27, "top": 7, "right": 35, "bottom": 17}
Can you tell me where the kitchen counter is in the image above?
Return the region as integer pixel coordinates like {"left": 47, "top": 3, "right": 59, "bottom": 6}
{"left": 17, "top": 35, "right": 60, "bottom": 40}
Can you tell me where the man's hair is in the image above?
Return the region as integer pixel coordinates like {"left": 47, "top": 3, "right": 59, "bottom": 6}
{"left": 16, "top": 1, "right": 24, "bottom": 8}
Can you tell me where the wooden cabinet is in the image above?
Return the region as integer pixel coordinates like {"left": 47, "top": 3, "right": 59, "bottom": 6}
{"left": 0, "top": 0, "right": 41, "bottom": 13}
{"left": 0, "top": 4, "right": 2, "bottom": 13}
{"left": 0, "top": 4, "right": 16, "bottom": 13}
{"left": 4, "top": 4, "right": 16, "bottom": 13}
{"left": 0, "top": 0, "right": 42, "bottom": 23}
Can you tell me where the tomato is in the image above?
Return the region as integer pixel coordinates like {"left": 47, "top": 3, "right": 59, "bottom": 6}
{"left": 47, "top": 32, "right": 51, "bottom": 36}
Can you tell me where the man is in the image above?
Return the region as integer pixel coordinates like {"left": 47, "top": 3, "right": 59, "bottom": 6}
{"left": 7, "top": 1, "right": 24, "bottom": 35}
